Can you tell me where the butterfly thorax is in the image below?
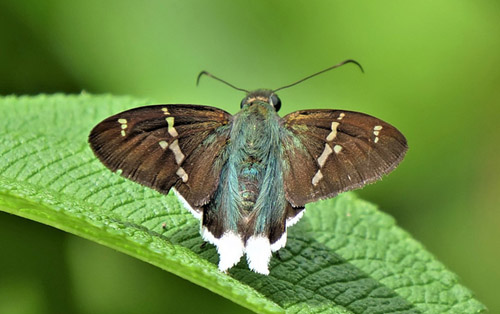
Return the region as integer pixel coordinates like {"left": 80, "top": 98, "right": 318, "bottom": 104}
{"left": 209, "top": 100, "right": 286, "bottom": 240}
{"left": 236, "top": 105, "right": 274, "bottom": 212}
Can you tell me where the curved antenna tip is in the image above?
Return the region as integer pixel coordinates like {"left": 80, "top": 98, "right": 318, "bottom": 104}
{"left": 343, "top": 59, "right": 364, "bottom": 73}
{"left": 196, "top": 71, "right": 209, "bottom": 86}
{"left": 273, "top": 59, "right": 364, "bottom": 93}
{"left": 195, "top": 71, "right": 249, "bottom": 93}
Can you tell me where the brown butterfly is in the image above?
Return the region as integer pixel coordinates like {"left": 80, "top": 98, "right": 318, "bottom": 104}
{"left": 89, "top": 60, "right": 407, "bottom": 274}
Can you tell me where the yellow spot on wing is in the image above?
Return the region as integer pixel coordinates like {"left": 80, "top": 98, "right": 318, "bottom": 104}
{"left": 159, "top": 141, "right": 169, "bottom": 150}
{"left": 326, "top": 122, "right": 339, "bottom": 141}
{"left": 118, "top": 118, "right": 128, "bottom": 136}
{"left": 166, "top": 117, "right": 178, "bottom": 137}
{"left": 373, "top": 126, "right": 382, "bottom": 144}
{"left": 312, "top": 170, "right": 323, "bottom": 186}
{"left": 317, "top": 143, "right": 333, "bottom": 167}
{"left": 176, "top": 167, "right": 189, "bottom": 182}
{"left": 169, "top": 139, "right": 185, "bottom": 164}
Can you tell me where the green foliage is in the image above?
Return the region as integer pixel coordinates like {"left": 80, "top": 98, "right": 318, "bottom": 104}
{"left": 0, "top": 95, "right": 486, "bottom": 313}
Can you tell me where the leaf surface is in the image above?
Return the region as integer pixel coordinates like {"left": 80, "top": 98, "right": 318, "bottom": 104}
{"left": 0, "top": 95, "right": 486, "bottom": 313}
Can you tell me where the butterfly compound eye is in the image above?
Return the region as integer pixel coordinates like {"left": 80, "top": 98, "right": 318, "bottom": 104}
{"left": 270, "top": 94, "right": 281, "bottom": 112}
{"left": 240, "top": 96, "right": 248, "bottom": 108}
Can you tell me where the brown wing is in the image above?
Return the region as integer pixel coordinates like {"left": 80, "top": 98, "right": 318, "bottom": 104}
{"left": 282, "top": 109, "right": 407, "bottom": 207}
{"left": 89, "top": 104, "right": 232, "bottom": 210}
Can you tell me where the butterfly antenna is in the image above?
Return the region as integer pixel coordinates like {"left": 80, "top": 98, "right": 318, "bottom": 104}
{"left": 272, "top": 59, "right": 364, "bottom": 93}
{"left": 197, "top": 71, "right": 250, "bottom": 93}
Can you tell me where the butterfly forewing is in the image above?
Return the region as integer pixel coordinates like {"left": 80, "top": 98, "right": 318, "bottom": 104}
{"left": 89, "top": 104, "right": 232, "bottom": 209}
{"left": 282, "top": 109, "right": 407, "bottom": 207}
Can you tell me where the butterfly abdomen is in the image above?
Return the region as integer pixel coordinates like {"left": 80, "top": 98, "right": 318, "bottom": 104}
{"left": 239, "top": 163, "right": 261, "bottom": 212}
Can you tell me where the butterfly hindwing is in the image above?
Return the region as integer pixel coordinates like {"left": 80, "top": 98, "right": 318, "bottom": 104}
{"left": 282, "top": 109, "right": 407, "bottom": 207}
{"left": 174, "top": 123, "right": 231, "bottom": 207}
{"left": 88, "top": 104, "right": 232, "bottom": 210}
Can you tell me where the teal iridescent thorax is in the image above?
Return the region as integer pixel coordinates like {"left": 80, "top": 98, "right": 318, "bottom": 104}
{"left": 209, "top": 91, "right": 286, "bottom": 240}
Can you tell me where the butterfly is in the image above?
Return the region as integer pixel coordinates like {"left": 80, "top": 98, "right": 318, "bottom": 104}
{"left": 88, "top": 60, "right": 407, "bottom": 275}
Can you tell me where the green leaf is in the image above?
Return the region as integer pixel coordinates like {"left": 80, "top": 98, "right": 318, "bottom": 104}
{"left": 0, "top": 94, "right": 486, "bottom": 314}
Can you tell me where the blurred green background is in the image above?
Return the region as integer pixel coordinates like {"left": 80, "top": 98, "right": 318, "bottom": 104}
{"left": 0, "top": 1, "right": 498, "bottom": 313}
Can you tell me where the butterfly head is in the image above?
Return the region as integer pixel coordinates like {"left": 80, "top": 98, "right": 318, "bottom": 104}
{"left": 240, "top": 89, "right": 281, "bottom": 112}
